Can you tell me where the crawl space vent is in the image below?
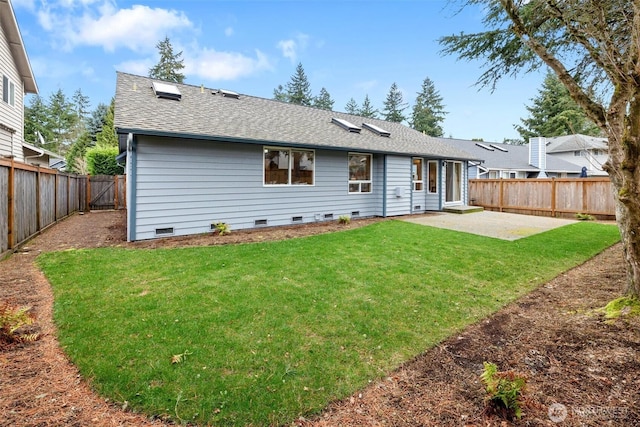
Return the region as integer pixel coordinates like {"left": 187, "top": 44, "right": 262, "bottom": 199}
{"left": 292, "top": 216, "right": 303, "bottom": 223}
{"left": 351, "top": 211, "right": 360, "bottom": 218}
{"left": 254, "top": 219, "right": 268, "bottom": 226}
{"left": 155, "top": 227, "right": 174, "bottom": 236}
{"left": 324, "top": 213, "right": 334, "bottom": 220}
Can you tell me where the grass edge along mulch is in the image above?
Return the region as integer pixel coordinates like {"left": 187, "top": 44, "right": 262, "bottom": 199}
{"left": 37, "top": 220, "right": 620, "bottom": 426}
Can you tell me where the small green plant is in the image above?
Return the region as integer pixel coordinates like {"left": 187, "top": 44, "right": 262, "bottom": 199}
{"left": 600, "top": 296, "right": 640, "bottom": 322}
{"left": 480, "top": 362, "right": 527, "bottom": 420}
{"left": 338, "top": 215, "right": 351, "bottom": 225}
{"left": 575, "top": 213, "right": 596, "bottom": 221}
{"left": 0, "top": 301, "right": 39, "bottom": 346}
{"left": 213, "top": 222, "right": 231, "bottom": 236}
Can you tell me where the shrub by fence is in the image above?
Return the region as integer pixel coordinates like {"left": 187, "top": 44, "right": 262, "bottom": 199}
{"left": 1, "top": 158, "right": 126, "bottom": 256}
{"left": 469, "top": 177, "right": 616, "bottom": 219}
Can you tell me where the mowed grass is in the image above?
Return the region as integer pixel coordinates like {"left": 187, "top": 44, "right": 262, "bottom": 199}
{"left": 38, "top": 220, "right": 619, "bottom": 426}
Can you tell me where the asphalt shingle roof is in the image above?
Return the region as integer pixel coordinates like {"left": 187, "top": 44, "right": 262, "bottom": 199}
{"left": 444, "top": 139, "right": 581, "bottom": 173}
{"left": 545, "top": 134, "right": 608, "bottom": 153}
{"left": 114, "top": 72, "right": 477, "bottom": 160}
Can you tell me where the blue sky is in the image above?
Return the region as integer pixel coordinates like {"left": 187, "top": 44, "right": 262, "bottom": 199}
{"left": 13, "top": 0, "right": 545, "bottom": 142}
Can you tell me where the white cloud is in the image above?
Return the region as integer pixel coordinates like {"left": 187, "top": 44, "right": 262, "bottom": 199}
{"left": 185, "top": 48, "right": 272, "bottom": 81}
{"left": 224, "top": 26, "right": 234, "bottom": 37}
{"left": 276, "top": 33, "right": 309, "bottom": 64}
{"left": 35, "top": 1, "right": 193, "bottom": 52}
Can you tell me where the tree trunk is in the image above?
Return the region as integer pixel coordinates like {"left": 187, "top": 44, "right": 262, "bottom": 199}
{"left": 605, "top": 87, "right": 640, "bottom": 297}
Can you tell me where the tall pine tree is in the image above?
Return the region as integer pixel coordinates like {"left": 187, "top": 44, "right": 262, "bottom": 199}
{"left": 410, "top": 77, "right": 447, "bottom": 137}
{"left": 313, "top": 87, "right": 334, "bottom": 110}
{"left": 515, "top": 72, "right": 601, "bottom": 143}
{"left": 382, "top": 83, "right": 407, "bottom": 123}
{"left": 24, "top": 95, "right": 52, "bottom": 146}
{"left": 345, "top": 98, "right": 359, "bottom": 114}
{"left": 285, "top": 63, "right": 313, "bottom": 106}
{"left": 46, "top": 89, "right": 76, "bottom": 153}
{"left": 358, "top": 94, "right": 378, "bottom": 118}
{"left": 149, "top": 36, "right": 185, "bottom": 83}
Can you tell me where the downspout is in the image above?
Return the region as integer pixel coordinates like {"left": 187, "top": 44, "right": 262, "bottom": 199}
{"left": 126, "top": 133, "right": 137, "bottom": 242}
{"left": 382, "top": 154, "right": 387, "bottom": 217}
{"left": 409, "top": 158, "right": 414, "bottom": 213}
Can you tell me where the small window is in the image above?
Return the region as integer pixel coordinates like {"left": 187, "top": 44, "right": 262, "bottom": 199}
{"left": 427, "top": 160, "right": 438, "bottom": 193}
{"left": 264, "top": 147, "right": 314, "bottom": 186}
{"left": 2, "top": 75, "right": 13, "bottom": 106}
{"left": 348, "top": 153, "right": 372, "bottom": 193}
{"left": 412, "top": 158, "right": 424, "bottom": 191}
{"left": 574, "top": 150, "right": 584, "bottom": 157}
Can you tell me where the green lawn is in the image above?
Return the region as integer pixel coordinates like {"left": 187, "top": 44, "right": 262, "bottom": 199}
{"left": 38, "top": 220, "right": 619, "bottom": 426}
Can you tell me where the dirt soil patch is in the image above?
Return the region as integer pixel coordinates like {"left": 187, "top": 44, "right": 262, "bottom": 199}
{"left": 1, "top": 210, "right": 638, "bottom": 426}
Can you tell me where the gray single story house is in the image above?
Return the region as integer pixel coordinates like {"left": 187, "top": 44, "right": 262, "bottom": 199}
{"left": 444, "top": 138, "right": 582, "bottom": 179}
{"left": 114, "top": 72, "right": 478, "bottom": 241}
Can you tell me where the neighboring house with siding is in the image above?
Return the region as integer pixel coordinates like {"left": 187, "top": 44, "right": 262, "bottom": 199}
{"left": 114, "top": 72, "right": 479, "bottom": 241}
{"left": 0, "top": 0, "right": 38, "bottom": 163}
{"left": 544, "top": 134, "right": 608, "bottom": 176}
{"left": 445, "top": 138, "right": 581, "bottom": 179}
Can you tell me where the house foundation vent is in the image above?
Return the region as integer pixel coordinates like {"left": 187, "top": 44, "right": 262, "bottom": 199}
{"left": 292, "top": 216, "right": 303, "bottom": 223}
{"left": 351, "top": 211, "right": 360, "bottom": 218}
{"left": 414, "top": 205, "right": 422, "bottom": 211}
{"left": 254, "top": 219, "right": 268, "bottom": 226}
{"left": 155, "top": 227, "right": 174, "bottom": 236}
{"left": 324, "top": 213, "right": 334, "bottom": 220}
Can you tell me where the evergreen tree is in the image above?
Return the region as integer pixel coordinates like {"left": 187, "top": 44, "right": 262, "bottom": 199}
{"left": 24, "top": 95, "right": 52, "bottom": 146}
{"left": 358, "top": 94, "right": 378, "bottom": 118}
{"left": 71, "top": 88, "right": 91, "bottom": 141}
{"left": 46, "top": 89, "right": 76, "bottom": 153}
{"left": 345, "top": 98, "right": 359, "bottom": 114}
{"left": 273, "top": 84, "right": 287, "bottom": 102}
{"left": 313, "top": 87, "right": 334, "bottom": 110}
{"left": 410, "top": 77, "right": 447, "bottom": 137}
{"left": 95, "top": 100, "right": 118, "bottom": 147}
{"left": 382, "top": 83, "right": 407, "bottom": 123}
{"left": 273, "top": 62, "right": 314, "bottom": 106}
{"left": 148, "top": 36, "right": 185, "bottom": 83}
{"left": 86, "top": 102, "right": 110, "bottom": 141}
{"left": 515, "top": 72, "right": 601, "bottom": 142}
{"left": 65, "top": 131, "right": 92, "bottom": 173}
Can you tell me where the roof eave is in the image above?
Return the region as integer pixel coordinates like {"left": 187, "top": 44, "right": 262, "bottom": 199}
{"left": 116, "top": 127, "right": 480, "bottom": 161}
{"left": 1, "top": 0, "right": 38, "bottom": 94}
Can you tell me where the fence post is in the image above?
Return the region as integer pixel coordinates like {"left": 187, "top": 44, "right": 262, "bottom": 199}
{"left": 582, "top": 179, "right": 588, "bottom": 213}
{"left": 7, "top": 157, "right": 14, "bottom": 249}
{"left": 67, "top": 174, "right": 71, "bottom": 216}
{"left": 86, "top": 175, "right": 91, "bottom": 212}
{"left": 499, "top": 178, "right": 504, "bottom": 212}
{"left": 114, "top": 175, "right": 119, "bottom": 210}
{"left": 551, "top": 178, "right": 556, "bottom": 218}
{"left": 35, "top": 166, "right": 41, "bottom": 231}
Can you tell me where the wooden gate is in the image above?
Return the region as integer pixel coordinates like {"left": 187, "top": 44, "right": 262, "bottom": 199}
{"left": 88, "top": 175, "right": 126, "bottom": 210}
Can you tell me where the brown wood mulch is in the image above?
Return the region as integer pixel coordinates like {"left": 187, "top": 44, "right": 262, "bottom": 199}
{"left": 0, "top": 210, "right": 638, "bottom": 427}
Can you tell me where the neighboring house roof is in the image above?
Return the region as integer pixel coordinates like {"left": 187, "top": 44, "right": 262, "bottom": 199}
{"left": 0, "top": 0, "right": 37, "bottom": 94}
{"left": 444, "top": 139, "right": 581, "bottom": 173}
{"left": 545, "top": 134, "right": 607, "bottom": 153}
{"left": 114, "top": 72, "right": 478, "bottom": 161}
{"left": 22, "top": 141, "right": 63, "bottom": 161}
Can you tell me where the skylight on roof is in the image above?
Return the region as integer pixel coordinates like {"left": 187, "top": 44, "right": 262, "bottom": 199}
{"left": 152, "top": 81, "right": 181, "bottom": 100}
{"left": 475, "top": 142, "right": 494, "bottom": 151}
{"left": 332, "top": 117, "right": 361, "bottom": 133}
{"left": 215, "top": 89, "right": 240, "bottom": 99}
{"left": 490, "top": 144, "right": 508, "bottom": 152}
{"left": 362, "top": 122, "right": 391, "bottom": 137}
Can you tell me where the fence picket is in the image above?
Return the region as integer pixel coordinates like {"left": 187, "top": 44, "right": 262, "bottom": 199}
{"left": 469, "top": 177, "right": 615, "bottom": 219}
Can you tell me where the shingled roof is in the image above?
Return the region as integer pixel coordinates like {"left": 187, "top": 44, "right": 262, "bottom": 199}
{"left": 444, "top": 139, "right": 581, "bottom": 173}
{"left": 114, "top": 72, "right": 477, "bottom": 160}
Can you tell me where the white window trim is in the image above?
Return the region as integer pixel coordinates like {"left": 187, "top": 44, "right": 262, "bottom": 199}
{"left": 412, "top": 157, "right": 424, "bottom": 192}
{"left": 2, "top": 75, "right": 14, "bottom": 107}
{"left": 348, "top": 152, "right": 372, "bottom": 194}
{"left": 427, "top": 160, "right": 439, "bottom": 194}
{"left": 263, "top": 146, "right": 315, "bottom": 187}
{"left": 444, "top": 160, "right": 463, "bottom": 205}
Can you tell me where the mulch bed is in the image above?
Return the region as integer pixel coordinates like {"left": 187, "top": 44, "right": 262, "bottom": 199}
{"left": 1, "top": 210, "right": 638, "bottom": 426}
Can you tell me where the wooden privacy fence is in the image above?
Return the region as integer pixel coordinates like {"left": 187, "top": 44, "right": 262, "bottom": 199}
{"left": 88, "top": 174, "right": 126, "bottom": 210}
{"left": 1, "top": 158, "right": 126, "bottom": 255}
{"left": 469, "top": 177, "right": 616, "bottom": 219}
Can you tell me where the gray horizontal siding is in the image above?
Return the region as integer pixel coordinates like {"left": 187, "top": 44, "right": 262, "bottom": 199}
{"left": 385, "top": 155, "right": 412, "bottom": 217}
{"left": 133, "top": 137, "right": 382, "bottom": 240}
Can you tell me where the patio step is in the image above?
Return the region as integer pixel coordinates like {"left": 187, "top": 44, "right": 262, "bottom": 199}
{"left": 443, "top": 205, "right": 484, "bottom": 214}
